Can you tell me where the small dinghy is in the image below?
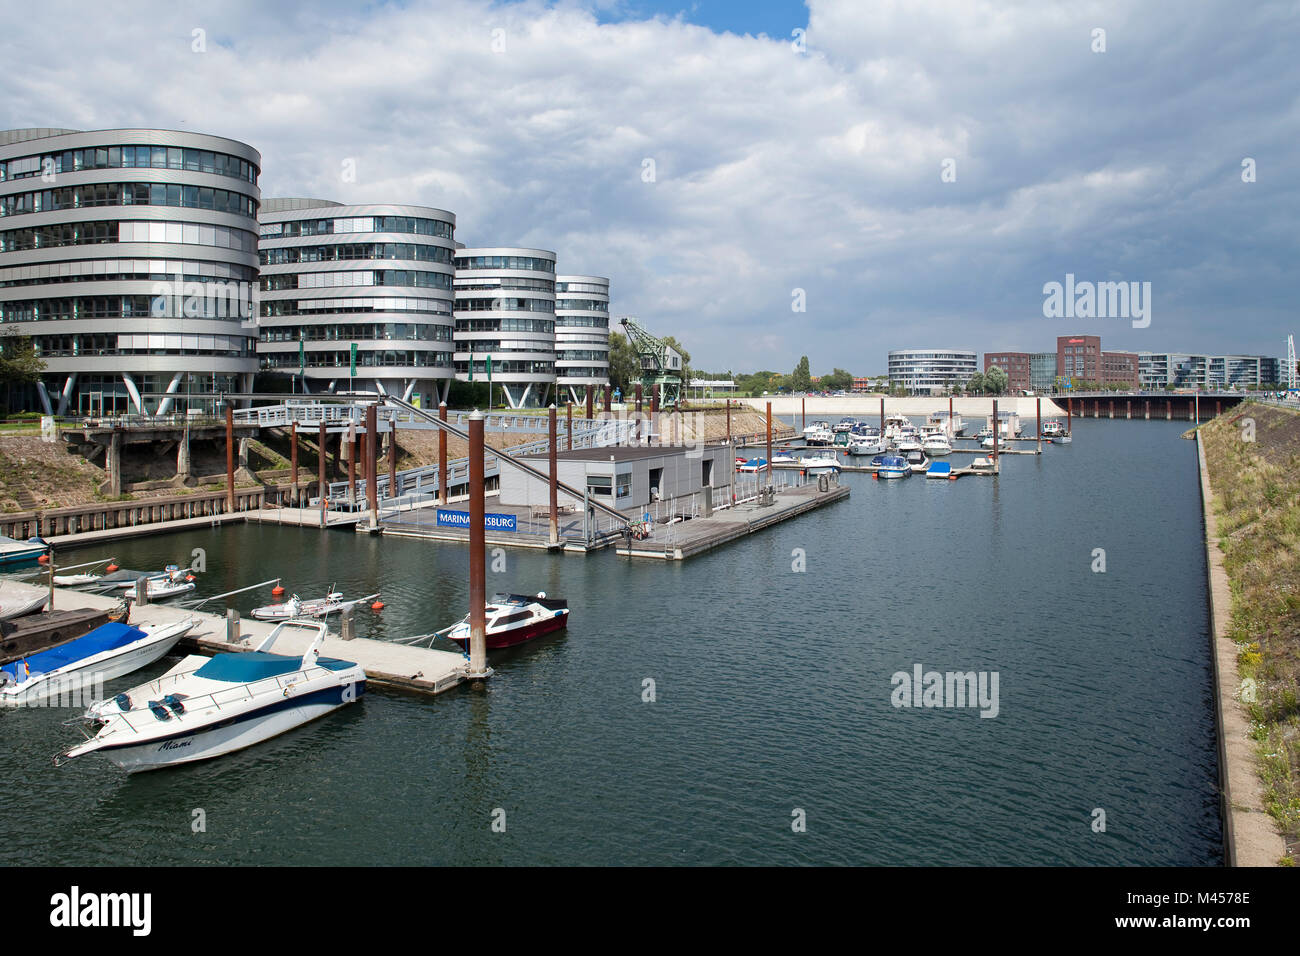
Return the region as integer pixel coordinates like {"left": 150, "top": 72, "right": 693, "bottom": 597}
{"left": 250, "top": 591, "right": 378, "bottom": 621}
{"left": 52, "top": 572, "right": 102, "bottom": 587}
{"left": 442, "top": 593, "right": 569, "bottom": 651}
{"left": 59, "top": 620, "right": 365, "bottom": 773}
{"left": 0, "top": 618, "right": 197, "bottom": 707}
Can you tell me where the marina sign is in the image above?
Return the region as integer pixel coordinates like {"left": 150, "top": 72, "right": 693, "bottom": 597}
{"left": 436, "top": 509, "right": 517, "bottom": 531}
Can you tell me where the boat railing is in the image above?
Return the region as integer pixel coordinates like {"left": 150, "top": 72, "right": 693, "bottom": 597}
{"left": 105, "top": 664, "right": 338, "bottom": 736}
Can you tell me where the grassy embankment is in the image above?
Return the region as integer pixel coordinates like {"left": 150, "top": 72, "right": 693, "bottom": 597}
{"left": 1200, "top": 402, "right": 1300, "bottom": 853}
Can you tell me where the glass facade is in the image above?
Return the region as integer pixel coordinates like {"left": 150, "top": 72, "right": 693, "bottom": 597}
{"left": 0, "top": 128, "right": 262, "bottom": 414}
{"left": 256, "top": 202, "right": 457, "bottom": 402}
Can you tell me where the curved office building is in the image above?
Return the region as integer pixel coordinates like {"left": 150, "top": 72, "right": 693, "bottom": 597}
{"left": 453, "top": 248, "right": 556, "bottom": 408}
{"left": 0, "top": 127, "right": 261, "bottom": 415}
{"left": 554, "top": 274, "right": 610, "bottom": 403}
{"left": 257, "top": 200, "right": 456, "bottom": 408}
{"left": 887, "top": 349, "right": 979, "bottom": 395}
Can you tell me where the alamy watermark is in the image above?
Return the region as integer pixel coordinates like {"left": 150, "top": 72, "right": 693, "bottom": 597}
{"left": 890, "top": 664, "right": 999, "bottom": 718}
{"left": 1042, "top": 273, "right": 1150, "bottom": 328}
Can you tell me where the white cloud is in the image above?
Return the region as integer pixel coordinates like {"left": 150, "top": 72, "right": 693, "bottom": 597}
{"left": 0, "top": 0, "right": 1295, "bottom": 372}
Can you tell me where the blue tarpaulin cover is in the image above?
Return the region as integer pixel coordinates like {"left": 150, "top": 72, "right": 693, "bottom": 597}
{"left": 1, "top": 622, "right": 146, "bottom": 682}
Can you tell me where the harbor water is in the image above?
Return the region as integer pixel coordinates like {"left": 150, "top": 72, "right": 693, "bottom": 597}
{"left": 0, "top": 417, "right": 1221, "bottom": 865}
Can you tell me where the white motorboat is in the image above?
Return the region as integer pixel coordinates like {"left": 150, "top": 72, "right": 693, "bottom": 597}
{"left": 803, "top": 423, "right": 833, "bottom": 445}
{"left": 250, "top": 591, "right": 378, "bottom": 621}
{"left": 848, "top": 437, "right": 887, "bottom": 456}
{"left": 0, "top": 618, "right": 197, "bottom": 707}
{"left": 831, "top": 418, "right": 856, "bottom": 434}
{"left": 1041, "top": 420, "right": 1066, "bottom": 439}
{"left": 1054, "top": 433, "right": 1073, "bottom": 444}
{"left": 798, "top": 455, "right": 841, "bottom": 475}
{"left": 883, "top": 414, "right": 911, "bottom": 440}
{"left": 905, "top": 450, "right": 931, "bottom": 474}
{"left": 981, "top": 434, "right": 999, "bottom": 449}
{"left": 921, "top": 434, "right": 952, "bottom": 456}
{"left": 0, "top": 535, "right": 49, "bottom": 566}
{"left": 442, "top": 592, "right": 569, "bottom": 651}
{"left": 896, "top": 435, "right": 923, "bottom": 454}
{"left": 871, "top": 454, "right": 910, "bottom": 479}
{"left": 59, "top": 620, "right": 365, "bottom": 773}
{"left": 124, "top": 577, "right": 196, "bottom": 602}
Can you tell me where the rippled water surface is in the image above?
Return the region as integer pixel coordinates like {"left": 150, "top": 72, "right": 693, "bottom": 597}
{"left": 0, "top": 418, "right": 1221, "bottom": 865}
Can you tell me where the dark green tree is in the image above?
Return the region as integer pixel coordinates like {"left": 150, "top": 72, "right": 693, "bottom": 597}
{"left": 792, "top": 356, "right": 811, "bottom": 391}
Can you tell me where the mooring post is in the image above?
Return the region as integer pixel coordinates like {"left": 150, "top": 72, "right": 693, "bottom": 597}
{"left": 225, "top": 403, "right": 235, "bottom": 512}
{"left": 318, "top": 422, "right": 327, "bottom": 528}
{"left": 366, "top": 404, "right": 379, "bottom": 529}
{"left": 766, "top": 401, "right": 773, "bottom": 487}
{"left": 1036, "top": 397, "right": 1042, "bottom": 454}
{"left": 290, "top": 422, "right": 299, "bottom": 506}
{"left": 47, "top": 542, "right": 54, "bottom": 612}
{"left": 949, "top": 395, "right": 954, "bottom": 439}
{"left": 226, "top": 608, "right": 241, "bottom": 644}
{"left": 340, "top": 606, "right": 355, "bottom": 642}
{"left": 992, "top": 398, "right": 999, "bottom": 472}
{"left": 879, "top": 396, "right": 884, "bottom": 435}
{"left": 650, "top": 386, "right": 659, "bottom": 445}
{"left": 565, "top": 400, "right": 573, "bottom": 451}
{"left": 388, "top": 420, "right": 398, "bottom": 498}
{"left": 468, "top": 409, "right": 488, "bottom": 679}
{"left": 1195, "top": 393, "right": 1200, "bottom": 424}
{"left": 726, "top": 399, "right": 731, "bottom": 444}
{"left": 801, "top": 396, "right": 806, "bottom": 434}
{"left": 438, "top": 401, "right": 448, "bottom": 503}
{"left": 548, "top": 404, "right": 559, "bottom": 546}
{"left": 347, "top": 423, "right": 357, "bottom": 507}
{"left": 1067, "top": 398, "right": 1073, "bottom": 435}
{"left": 586, "top": 384, "right": 593, "bottom": 421}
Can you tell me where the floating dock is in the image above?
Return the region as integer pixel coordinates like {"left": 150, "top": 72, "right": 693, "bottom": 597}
{"left": 617, "top": 481, "right": 850, "bottom": 560}
{"left": 0, "top": 580, "right": 472, "bottom": 697}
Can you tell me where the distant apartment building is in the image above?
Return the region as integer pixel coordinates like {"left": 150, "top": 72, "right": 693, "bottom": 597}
{"left": 888, "top": 349, "right": 978, "bottom": 395}
{"left": 852, "top": 376, "right": 872, "bottom": 393}
{"left": 1140, "top": 352, "right": 1280, "bottom": 390}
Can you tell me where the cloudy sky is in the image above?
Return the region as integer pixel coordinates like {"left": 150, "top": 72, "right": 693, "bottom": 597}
{"left": 2, "top": 0, "right": 1295, "bottom": 376}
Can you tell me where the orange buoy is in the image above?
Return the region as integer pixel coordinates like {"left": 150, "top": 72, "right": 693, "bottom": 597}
{"left": 185, "top": 574, "right": 196, "bottom": 582}
{"left": 271, "top": 584, "right": 285, "bottom": 597}
{"left": 38, "top": 554, "right": 49, "bottom": 564}
{"left": 371, "top": 600, "right": 384, "bottom": 611}
{"left": 106, "top": 563, "right": 118, "bottom": 572}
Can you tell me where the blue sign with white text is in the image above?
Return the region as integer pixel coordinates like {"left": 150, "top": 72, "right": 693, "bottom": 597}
{"left": 437, "top": 509, "right": 517, "bottom": 532}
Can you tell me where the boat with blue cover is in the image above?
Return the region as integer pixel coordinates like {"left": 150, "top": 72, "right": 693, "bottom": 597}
{"left": 872, "top": 455, "right": 910, "bottom": 479}
{"left": 58, "top": 620, "right": 365, "bottom": 772}
{"left": 0, "top": 618, "right": 196, "bottom": 706}
{"left": 926, "top": 461, "right": 953, "bottom": 479}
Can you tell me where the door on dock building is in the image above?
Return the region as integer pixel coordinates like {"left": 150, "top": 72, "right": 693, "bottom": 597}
{"left": 701, "top": 459, "right": 713, "bottom": 489}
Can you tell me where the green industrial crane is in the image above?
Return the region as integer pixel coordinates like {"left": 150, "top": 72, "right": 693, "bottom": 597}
{"left": 619, "top": 316, "right": 683, "bottom": 407}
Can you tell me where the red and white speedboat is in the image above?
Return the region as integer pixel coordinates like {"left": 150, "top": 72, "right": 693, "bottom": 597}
{"left": 443, "top": 593, "right": 569, "bottom": 651}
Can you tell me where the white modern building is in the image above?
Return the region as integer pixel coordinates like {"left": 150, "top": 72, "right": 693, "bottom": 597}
{"left": 0, "top": 127, "right": 261, "bottom": 415}
{"left": 554, "top": 274, "right": 610, "bottom": 403}
{"left": 453, "top": 248, "right": 557, "bottom": 408}
{"left": 1139, "top": 352, "right": 1281, "bottom": 390}
{"left": 887, "top": 349, "right": 979, "bottom": 395}
{"left": 257, "top": 200, "right": 455, "bottom": 408}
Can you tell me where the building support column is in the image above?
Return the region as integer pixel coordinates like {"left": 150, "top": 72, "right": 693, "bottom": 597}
{"left": 155, "top": 372, "right": 185, "bottom": 417}
{"left": 122, "top": 373, "right": 144, "bottom": 415}
{"left": 439, "top": 402, "right": 448, "bottom": 503}
{"left": 56, "top": 375, "right": 77, "bottom": 417}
